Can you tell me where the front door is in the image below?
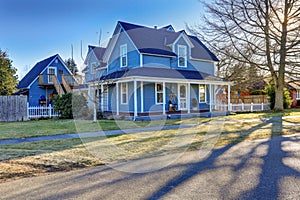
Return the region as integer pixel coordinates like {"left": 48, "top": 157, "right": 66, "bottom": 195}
{"left": 178, "top": 84, "right": 187, "bottom": 110}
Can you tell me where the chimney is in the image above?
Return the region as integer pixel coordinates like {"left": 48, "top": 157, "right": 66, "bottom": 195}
{"left": 154, "top": 25, "right": 157, "bottom": 29}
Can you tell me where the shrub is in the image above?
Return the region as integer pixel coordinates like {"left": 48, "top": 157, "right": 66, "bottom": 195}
{"left": 265, "top": 83, "right": 292, "bottom": 110}
{"left": 53, "top": 93, "right": 88, "bottom": 119}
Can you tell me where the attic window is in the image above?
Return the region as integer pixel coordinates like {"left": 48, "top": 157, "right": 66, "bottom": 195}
{"left": 120, "top": 44, "right": 127, "bottom": 68}
{"left": 178, "top": 45, "right": 187, "bottom": 68}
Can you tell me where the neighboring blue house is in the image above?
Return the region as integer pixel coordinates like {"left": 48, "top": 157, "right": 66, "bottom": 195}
{"left": 16, "top": 54, "right": 77, "bottom": 106}
{"left": 83, "top": 21, "right": 231, "bottom": 120}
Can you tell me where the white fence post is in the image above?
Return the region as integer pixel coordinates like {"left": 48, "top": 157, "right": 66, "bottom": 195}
{"left": 49, "top": 104, "right": 52, "bottom": 118}
{"left": 261, "top": 103, "right": 264, "bottom": 111}
{"left": 251, "top": 103, "right": 253, "bottom": 112}
{"left": 242, "top": 103, "right": 244, "bottom": 111}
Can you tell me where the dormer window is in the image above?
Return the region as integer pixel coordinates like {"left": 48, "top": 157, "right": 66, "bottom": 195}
{"left": 120, "top": 44, "right": 127, "bottom": 67}
{"left": 178, "top": 45, "right": 187, "bottom": 68}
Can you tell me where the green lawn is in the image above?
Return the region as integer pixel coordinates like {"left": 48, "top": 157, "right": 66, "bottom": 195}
{"left": 1, "top": 109, "right": 300, "bottom": 182}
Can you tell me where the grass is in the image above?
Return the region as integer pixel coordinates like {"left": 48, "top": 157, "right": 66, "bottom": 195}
{"left": 1, "top": 108, "right": 300, "bottom": 182}
{"left": 0, "top": 118, "right": 205, "bottom": 140}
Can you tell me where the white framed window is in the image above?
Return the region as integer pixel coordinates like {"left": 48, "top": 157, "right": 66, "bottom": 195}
{"left": 91, "top": 62, "right": 96, "bottom": 74}
{"left": 155, "top": 83, "right": 163, "bottom": 104}
{"left": 120, "top": 44, "right": 127, "bottom": 68}
{"left": 199, "top": 84, "right": 206, "bottom": 102}
{"left": 178, "top": 45, "right": 187, "bottom": 67}
{"left": 121, "top": 83, "right": 128, "bottom": 104}
{"left": 48, "top": 67, "right": 56, "bottom": 83}
{"left": 296, "top": 90, "right": 300, "bottom": 99}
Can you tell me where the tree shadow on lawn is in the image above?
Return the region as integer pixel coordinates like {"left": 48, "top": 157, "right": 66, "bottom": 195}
{"left": 145, "top": 116, "right": 300, "bottom": 199}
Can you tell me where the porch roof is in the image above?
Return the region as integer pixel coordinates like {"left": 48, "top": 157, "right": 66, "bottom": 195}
{"left": 100, "top": 67, "right": 228, "bottom": 83}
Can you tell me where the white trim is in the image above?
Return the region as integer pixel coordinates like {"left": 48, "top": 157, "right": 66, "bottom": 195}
{"left": 228, "top": 85, "right": 231, "bottom": 111}
{"left": 120, "top": 44, "right": 128, "bottom": 68}
{"left": 209, "top": 84, "right": 212, "bottom": 112}
{"left": 178, "top": 84, "right": 188, "bottom": 110}
{"left": 120, "top": 82, "right": 128, "bottom": 105}
{"left": 155, "top": 82, "right": 164, "bottom": 104}
{"left": 114, "top": 76, "right": 233, "bottom": 86}
{"left": 178, "top": 45, "right": 187, "bottom": 68}
{"left": 103, "top": 23, "right": 141, "bottom": 63}
{"left": 141, "top": 52, "right": 176, "bottom": 58}
{"left": 91, "top": 62, "right": 97, "bottom": 74}
{"left": 134, "top": 80, "right": 138, "bottom": 117}
{"left": 141, "top": 81, "right": 144, "bottom": 113}
{"left": 187, "top": 83, "right": 190, "bottom": 113}
{"left": 190, "top": 57, "right": 216, "bottom": 63}
{"left": 296, "top": 90, "right": 300, "bottom": 100}
{"left": 47, "top": 67, "right": 57, "bottom": 83}
{"left": 116, "top": 82, "right": 119, "bottom": 115}
{"left": 163, "top": 82, "right": 166, "bottom": 115}
{"left": 140, "top": 54, "right": 143, "bottom": 67}
{"left": 101, "top": 84, "right": 104, "bottom": 111}
{"left": 199, "top": 84, "right": 207, "bottom": 103}
{"left": 173, "top": 32, "right": 194, "bottom": 49}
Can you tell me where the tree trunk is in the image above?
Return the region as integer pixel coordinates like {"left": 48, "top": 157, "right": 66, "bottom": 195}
{"left": 274, "top": 79, "right": 284, "bottom": 111}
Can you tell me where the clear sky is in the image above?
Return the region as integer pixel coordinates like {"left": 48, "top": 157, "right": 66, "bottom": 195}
{"left": 0, "top": 0, "right": 206, "bottom": 79}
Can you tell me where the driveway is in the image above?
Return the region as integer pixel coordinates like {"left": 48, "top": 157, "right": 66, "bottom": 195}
{"left": 1, "top": 133, "right": 300, "bottom": 200}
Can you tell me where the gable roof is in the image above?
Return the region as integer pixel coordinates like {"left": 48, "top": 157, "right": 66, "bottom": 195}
{"left": 117, "top": 21, "right": 218, "bottom": 61}
{"left": 89, "top": 45, "right": 106, "bottom": 61}
{"left": 17, "top": 54, "right": 59, "bottom": 89}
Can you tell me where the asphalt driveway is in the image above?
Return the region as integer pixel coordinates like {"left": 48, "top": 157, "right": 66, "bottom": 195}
{"left": 1, "top": 133, "right": 300, "bottom": 200}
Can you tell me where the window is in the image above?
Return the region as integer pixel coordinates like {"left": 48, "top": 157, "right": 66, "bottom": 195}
{"left": 121, "top": 83, "right": 128, "bottom": 104}
{"left": 120, "top": 44, "right": 127, "bottom": 67}
{"left": 48, "top": 67, "right": 56, "bottom": 83}
{"left": 178, "top": 45, "right": 187, "bottom": 67}
{"left": 296, "top": 90, "right": 300, "bottom": 99}
{"left": 156, "top": 83, "right": 163, "bottom": 104}
{"left": 91, "top": 62, "right": 96, "bottom": 74}
{"left": 199, "top": 85, "right": 206, "bottom": 102}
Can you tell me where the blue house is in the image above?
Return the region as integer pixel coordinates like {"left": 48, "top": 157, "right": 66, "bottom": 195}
{"left": 83, "top": 21, "right": 231, "bottom": 120}
{"left": 16, "top": 54, "right": 77, "bottom": 106}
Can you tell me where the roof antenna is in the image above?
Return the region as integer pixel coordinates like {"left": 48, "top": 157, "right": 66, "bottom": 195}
{"left": 98, "top": 28, "right": 102, "bottom": 47}
{"left": 80, "top": 40, "right": 84, "bottom": 61}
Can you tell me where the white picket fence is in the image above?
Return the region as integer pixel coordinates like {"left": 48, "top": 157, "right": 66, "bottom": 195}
{"left": 213, "top": 103, "right": 271, "bottom": 112}
{"left": 27, "top": 104, "right": 59, "bottom": 119}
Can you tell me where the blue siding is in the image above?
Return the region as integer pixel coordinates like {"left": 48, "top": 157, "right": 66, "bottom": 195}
{"left": 85, "top": 52, "right": 101, "bottom": 83}
{"left": 28, "top": 57, "right": 73, "bottom": 106}
{"left": 107, "top": 30, "right": 140, "bottom": 74}
{"left": 143, "top": 55, "right": 171, "bottom": 68}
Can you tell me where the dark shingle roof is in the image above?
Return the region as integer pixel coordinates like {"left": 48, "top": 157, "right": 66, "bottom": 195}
{"left": 89, "top": 45, "right": 106, "bottom": 61}
{"left": 17, "top": 54, "right": 58, "bottom": 89}
{"left": 118, "top": 21, "right": 218, "bottom": 61}
{"left": 99, "top": 67, "right": 225, "bottom": 82}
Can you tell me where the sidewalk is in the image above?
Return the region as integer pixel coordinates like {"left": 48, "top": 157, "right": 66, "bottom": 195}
{"left": 0, "top": 124, "right": 197, "bottom": 145}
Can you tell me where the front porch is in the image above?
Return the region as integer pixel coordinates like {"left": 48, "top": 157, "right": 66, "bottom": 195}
{"left": 94, "top": 77, "right": 232, "bottom": 120}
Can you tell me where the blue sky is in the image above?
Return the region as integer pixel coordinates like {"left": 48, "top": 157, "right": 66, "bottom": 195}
{"left": 0, "top": 0, "right": 206, "bottom": 79}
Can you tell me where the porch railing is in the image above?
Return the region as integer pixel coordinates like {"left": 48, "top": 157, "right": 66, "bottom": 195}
{"left": 212, "top": 102, "right": 271, "bottom": 112}
{"left": 27, "top": 104, "right": 59, "bottom": 119}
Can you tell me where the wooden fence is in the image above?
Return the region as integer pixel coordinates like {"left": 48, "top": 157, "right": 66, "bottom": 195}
{"left": 0, "top": 96, "right": 28, "bottom": 122}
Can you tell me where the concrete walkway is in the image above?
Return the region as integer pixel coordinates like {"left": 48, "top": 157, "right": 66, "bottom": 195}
{"left": 0, "top": 124, "right": 196, "bottom": 145}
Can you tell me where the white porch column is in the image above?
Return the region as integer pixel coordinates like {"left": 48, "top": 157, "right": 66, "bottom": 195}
{"left": 101, "top": 84, "right": 104, "bottom": 111}
{"left": 134, "top": 80, "right": 138, "bottom": 118}
{"left": 163, "top": 82, "right": 166, "bottom": 115}
{"left": 187, "top": 83, "right": 191, "bottom": 114}
{"left": 140, "top": 81, "right": 144, "bottom": 113}
{"left": 209, "top": 84, "right": 212, "bottom": 112}
{"left": 116, "top": 82, "right": 119, "bottom": 116}
{"left": 228, "top": 84, "right": 231, "bottom": 111}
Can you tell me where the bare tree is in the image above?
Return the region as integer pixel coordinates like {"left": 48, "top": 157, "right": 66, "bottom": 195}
{"left": 189, "top": 0, "right": 300, "bottom": 110}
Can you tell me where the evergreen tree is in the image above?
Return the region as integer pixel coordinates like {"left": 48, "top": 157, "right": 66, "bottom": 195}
{"left": 0, "top": 49, "right": 18, "bottom": 95}
{"left": 64, "top": 58, "right": 78, "bottom": 75}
